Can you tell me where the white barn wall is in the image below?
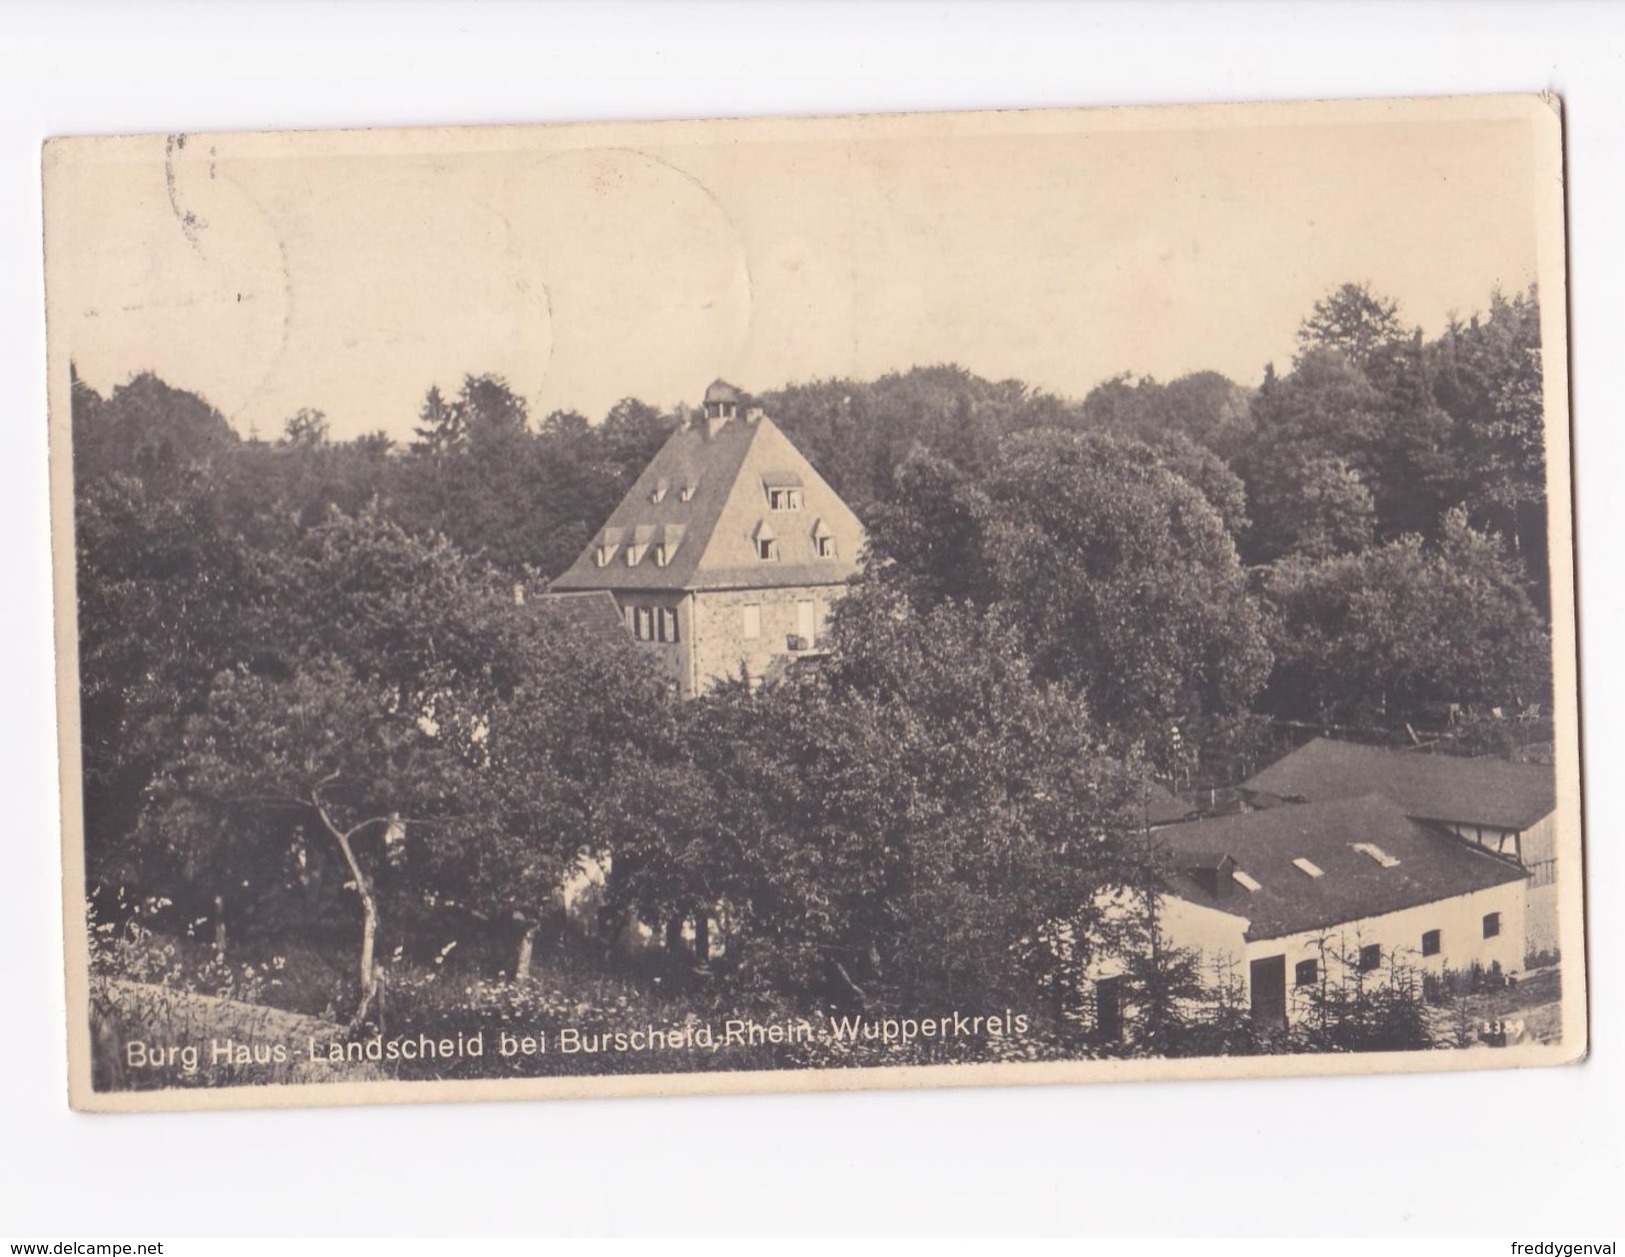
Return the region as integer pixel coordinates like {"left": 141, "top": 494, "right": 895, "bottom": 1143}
{"left": 1156, "top": 878, "right": 1527, "bottom": 1021}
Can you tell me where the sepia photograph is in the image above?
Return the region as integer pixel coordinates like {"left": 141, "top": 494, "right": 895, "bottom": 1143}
{"left": 43, "top": 93, "right": 1584, "bottom": 1113}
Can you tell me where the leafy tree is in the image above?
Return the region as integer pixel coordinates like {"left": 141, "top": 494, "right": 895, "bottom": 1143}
{"left": 866, "top": 430, "right": 1270, "bottom": 766}
{"left": 1144, "top": 431, "right": 1250, "bottom": 538}
{"left": 1259, "top": 507, "right": 1551, "bottom": 724}
{"left": 1246, "top": 453, "right": 1376, "bottom": 562}
{"left": 1082, "top": 370, "right": 1255, "bottom": 462}
{"left": 1365, "top": 331, "right": 1459, "bottom": 540}
{"left": 758, "top": 365, "right": 1079, "bottom": 510}
{"left": 863, "top": 445, "right": 998, "bottom": 606}
{"left": 459, "top": 373, "right": 530, "bottom": 452}
{"left": 280, "top": 408, "right": 330, "bottom": 448}
{"left": 598, "top": 397, "right": 677, "bottom": 476}
{"left": 155, "top": 507, "right": 666, "bottom": 1019}
{"left": 1296, "top": 282, "right": 1407, "bottom": 370}
{"left": 410, "top": 384, "right": 465, "bottom": 457}
{"left": 1432, "top": 286, "right": 1547, "bottom": 575}
{"left": 1236, "top": 347, "right": 1387, "bottom": 557}
{"left": 980, "top": 430, "right": 1272, "bottom": 760}
{"left": 609, "top": 586, "right": 1144, "bottom": 1018}
{"left": 71, "top": 374, "right": 267, "bottom": 904}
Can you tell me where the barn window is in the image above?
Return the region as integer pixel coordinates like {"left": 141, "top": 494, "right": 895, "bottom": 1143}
{"left": 1294, "top": 959, "right": 1318, "bottom": 987}
{"left": 1483, "top": 912, "right": 1501, "bottom": 939}
{"left": 1421, "top": 929, "right": 1441, "bottom": 957}
{"left": 1359, "top": 944, "right": 1381, "bottom": 972}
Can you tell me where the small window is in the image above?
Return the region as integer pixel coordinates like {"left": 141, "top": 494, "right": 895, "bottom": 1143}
{"left": 1352, "top": 842, "right": 1401, "bottom": 869}
{"left": 657, "top": 608, "right": 679, "bottom": 644}
{"left": 654, "top": 543, "right": 669, "bottom": 568}
{"left": 680, "top": 481, "right": 698, "bottom": 502}
{"left": 1359, "top": 943, "right": 1381, "bottom": 972}
{"left": 1421, "top": 929, "right": 1441, "bottom": 957}
{"left": 768, "top": 487, "right": 802, "bottom": 512}
{"left": 757, "top": 537, "right": 779, "bottom": 561}
{"left": 633, "top": 606, "right": 654, "bottom": 642}
{"left": 1291, "top": 857, "right": 1324, "bottom": 879}
{"left": 1295, "top": 959, "right": 1318, "bottom": 987}
{"left": 742, "top": 604, "right": 761, "bottom": 639}
{"left": 816, "top": 535, "right": 837, "bottom": 558}
{"left": 1231, "top": 869, "right": 1262, "bottom": 893}
{"left": 1483, "top": 912, "right": 1501, "bottom": 939}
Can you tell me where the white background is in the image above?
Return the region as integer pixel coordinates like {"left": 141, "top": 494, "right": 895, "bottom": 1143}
{"left": 1, "top": 1, "right": 1620, "bottom": 1239}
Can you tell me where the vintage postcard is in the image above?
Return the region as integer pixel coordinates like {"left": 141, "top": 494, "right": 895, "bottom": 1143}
{"left": 43, "top": 94, "right": 1584, "bottom": 1112}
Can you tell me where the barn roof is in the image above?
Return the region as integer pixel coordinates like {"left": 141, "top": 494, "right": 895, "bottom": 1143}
{"left": 1156, "top": 794, "right": 1527, "bottom": 942}
{"left": 550, "top": 403, "right": 867, "bottom": 594}
{"left": 1140, "top": 780, "right": 1199, "bottom": 828}
{"left": 1241, "top": 738, "right": 1556, "bottom": 831}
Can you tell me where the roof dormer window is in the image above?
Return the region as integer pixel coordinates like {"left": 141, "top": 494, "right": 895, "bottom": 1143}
{"left": 764, "top": 473, "right": 804, "bottom": 512}
{"left": 680, "top": 480, "right": 698, "bottom": 502}
{"left": 812, "top": 517, "right": 836, "bottom": 558}
{"left": 624, "top": 525, "right": 655, "bottom": 567}
{"left": 650, "top": 477, "right": 669, "bottom": 504}
{"left": 1291, "top": 857, "right": 1325, "bottom": 879}
{"left": 1232, "top": 869, "right": 1262, "bottom": 892}
{"left": 753, "top": 519, "right": 778, "bottom": 561}
{"left": 594, "top": 527, "right": 624, "bottom": 568}
{"left": 652, "top": 523, "right": 684, "bottom": 569}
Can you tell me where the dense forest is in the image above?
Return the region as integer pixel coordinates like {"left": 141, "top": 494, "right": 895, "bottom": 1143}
{"left": 74, "top": 281, "right": 1554, "bottom": 1079}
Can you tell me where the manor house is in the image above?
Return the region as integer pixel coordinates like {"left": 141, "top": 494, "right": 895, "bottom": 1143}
{"left": 547, "top": 380, "right": 868, "bottom": 698}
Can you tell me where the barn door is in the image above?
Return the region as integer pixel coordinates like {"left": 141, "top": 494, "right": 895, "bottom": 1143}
{"left": 1249, "top": 954, "right": 1287, "bottom": 1029}
{"left": 1095, "top": 976, "right": 1125, "bottom": 1043}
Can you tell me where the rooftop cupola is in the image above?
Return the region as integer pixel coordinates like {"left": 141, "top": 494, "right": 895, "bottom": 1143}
{"left": 702, "top": 378, "right": 742, "bottom": 438}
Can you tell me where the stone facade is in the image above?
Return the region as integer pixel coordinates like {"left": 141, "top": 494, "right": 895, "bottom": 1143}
{"left": 550, "top": 379, "right": 867, "bottom": 698}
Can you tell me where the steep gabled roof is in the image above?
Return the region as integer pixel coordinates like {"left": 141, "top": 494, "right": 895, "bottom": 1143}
{"left": 550, "top": 410, "right": 867, "bottom": 593}
{"left": 1241, "top": 738, "right": 1556, "bottom": 831}
{"left": 1156, "top": 794, "right": 1527, "bottom": 941}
